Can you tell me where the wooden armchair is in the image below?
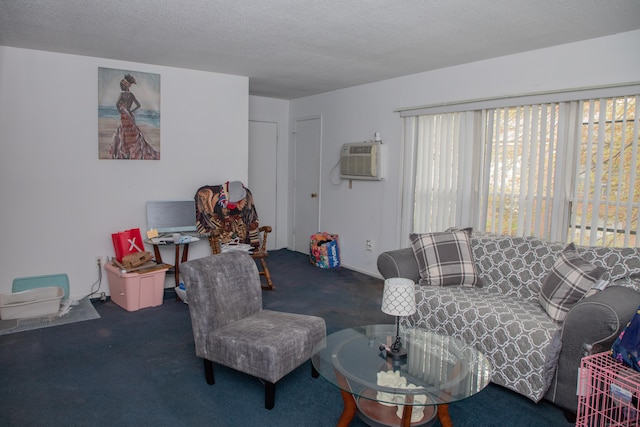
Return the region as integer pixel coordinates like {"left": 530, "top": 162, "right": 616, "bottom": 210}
{"left": 195, "top": 182, "right": 274, "bottom": 290}
{"left": 207, "top": 225, "right": 273, "bottom": 290}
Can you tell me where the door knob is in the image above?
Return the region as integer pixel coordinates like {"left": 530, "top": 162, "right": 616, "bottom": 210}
{"left": 311, "top": 193, "right": 318, "bottom": 198}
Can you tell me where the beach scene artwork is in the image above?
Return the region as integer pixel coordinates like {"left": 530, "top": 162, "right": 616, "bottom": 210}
{"left": 98, "top": 67, "right": 160, "bottom": 160}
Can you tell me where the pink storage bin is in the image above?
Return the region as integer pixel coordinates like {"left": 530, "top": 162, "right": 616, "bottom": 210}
{"left": 104, "top": 262, "right": 167, "bottom": 312}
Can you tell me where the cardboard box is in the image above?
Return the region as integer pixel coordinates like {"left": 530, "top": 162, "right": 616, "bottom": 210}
{"left": 104, "top": 262, "right": 167, "bottom": 312}
{"left": 0, "top": 286, "right": 64, "bottom": 320}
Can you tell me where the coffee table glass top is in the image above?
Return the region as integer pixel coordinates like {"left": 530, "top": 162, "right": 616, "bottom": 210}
{"left": 312, "top": 324, "right": 491, "bottom": 407}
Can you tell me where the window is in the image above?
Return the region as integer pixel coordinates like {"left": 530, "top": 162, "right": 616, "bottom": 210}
{"left": 403, "top": 92, "right": 639, "bottom": 248}
{"left": 404, "top": 111, "right": 484, "bottom": 234}
{"left": 569, "top": 97, "right": 639, "bottom": 247}
{"left": 483, "top": 103, "right": 560, "bottom": 238}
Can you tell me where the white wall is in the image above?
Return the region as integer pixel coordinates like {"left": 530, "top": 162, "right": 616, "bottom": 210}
{"left": 5, "top": 29, "right": 636, "bottom": 298}
{"left": 0, "top": 46, "right": 248, "bottom": 300}
{"left": 248, "top": 96, "right": 290, "bottom": 249}
{"left": 289, "top": 29, "right": 640, "bottom": 277}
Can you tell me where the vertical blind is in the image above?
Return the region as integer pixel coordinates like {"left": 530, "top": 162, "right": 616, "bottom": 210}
{"left": 483, "top": 104, "right": 560, "bottom": 239}
{"left": 568, "top": 96, "right": 639, "bottom": 247}
{"left": 413, "top": 113, "right": 459, "bottom": 232}
{"left": 411, "top": 112, "right": 483, "bottom": 233}
{"left": 404, "top": 90, "right": 639, "bottom": 247}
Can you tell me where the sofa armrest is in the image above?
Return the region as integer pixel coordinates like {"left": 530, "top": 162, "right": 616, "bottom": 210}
{"left": 377, "top": 248, "right": 421, "bottom": 283}
{"left": 547, "top": 286, "right": 640, "bottom": 412}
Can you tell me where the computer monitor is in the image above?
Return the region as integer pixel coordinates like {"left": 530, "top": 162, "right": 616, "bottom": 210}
{"left": 146, "top": 200, "right": 197, "bottom": 234}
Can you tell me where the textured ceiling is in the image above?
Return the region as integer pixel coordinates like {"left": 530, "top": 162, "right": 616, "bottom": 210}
{"left": 1, "top": 1, "right": 639, "bottom": 99}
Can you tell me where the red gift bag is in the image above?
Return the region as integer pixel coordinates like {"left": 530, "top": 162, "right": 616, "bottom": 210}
{"left": 112, "top": 228, "right": 144, "bottom": 263}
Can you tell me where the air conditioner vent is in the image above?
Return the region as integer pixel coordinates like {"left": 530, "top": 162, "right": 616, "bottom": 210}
{"left": 340, "top": 141, "right": 385, "bottom": 180}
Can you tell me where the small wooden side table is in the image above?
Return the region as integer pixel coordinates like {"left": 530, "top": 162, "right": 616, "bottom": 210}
{"left": 147, "top": 237, "right": 200, "bottom": 288}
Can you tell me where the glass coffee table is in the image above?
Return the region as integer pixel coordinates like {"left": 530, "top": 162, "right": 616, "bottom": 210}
{"left": 312, "top": 325, "right": 491, "bottom": 427}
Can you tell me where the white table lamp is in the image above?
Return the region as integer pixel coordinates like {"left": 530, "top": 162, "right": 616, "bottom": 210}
{"left": 381, "top": 278, "right": 416, "bottom": 361}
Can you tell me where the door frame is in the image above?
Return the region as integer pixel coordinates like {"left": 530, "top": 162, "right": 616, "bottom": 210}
{"left": 292, "top": 115, "right": 322, "bottom": 253}
{"left": 249, "top": 119, "right": 278, "bottom": 250}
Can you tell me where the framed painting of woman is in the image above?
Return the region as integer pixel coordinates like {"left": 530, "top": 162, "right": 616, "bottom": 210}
{"left": 98, "top": 67, "right": 161, "bottom": 160}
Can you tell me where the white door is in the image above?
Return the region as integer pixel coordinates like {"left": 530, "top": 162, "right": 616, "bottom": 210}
{"left": 248, "top": 120, "right": 278, "bottom": 250}
{"left": 293, "top": 116, "right": 321, "bottom": 254}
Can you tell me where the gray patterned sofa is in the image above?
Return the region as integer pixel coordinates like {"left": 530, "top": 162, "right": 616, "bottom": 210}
{"left": 377, "top": 232, "right": 640, "bottom": 414}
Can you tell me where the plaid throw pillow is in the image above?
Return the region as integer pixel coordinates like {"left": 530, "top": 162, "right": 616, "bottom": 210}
{"left": 539, "top": 243, "right": 606, "bottom": 323}
{"left": 409, "top": 230, "right": 480, "bottom": 287}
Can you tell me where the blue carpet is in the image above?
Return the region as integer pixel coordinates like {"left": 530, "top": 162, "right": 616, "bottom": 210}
{"left": 0, "top": 249, "right": 572, "bottom": 426}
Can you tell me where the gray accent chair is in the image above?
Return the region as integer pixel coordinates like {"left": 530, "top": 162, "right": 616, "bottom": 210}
{"left": 181, "top": 252, "right": 326, "bottom": 409}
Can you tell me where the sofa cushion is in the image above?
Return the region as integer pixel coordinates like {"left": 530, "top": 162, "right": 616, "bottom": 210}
{"left": 405, "top": 285, "right": 561, "bottom": 402}
{"left": 539, "top": 243, "right": 606, "bottom": 322}
{"left": 470, "top": 233, "right": 566, "bottom": 303}
{"left": 409, "top": 230, "right": 480, "bottom": 287}
{"left": 576, "top": 245, "right": 640, "bottom": 283}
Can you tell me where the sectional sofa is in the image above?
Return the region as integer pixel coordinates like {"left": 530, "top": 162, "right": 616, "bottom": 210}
{"left": 377, "top": 231, "right": 640, "bottom": 414}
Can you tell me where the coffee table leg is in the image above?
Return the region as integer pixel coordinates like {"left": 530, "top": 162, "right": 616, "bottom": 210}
{"left": 400, "top": 404, "right": 413, "bottom": 427}
{"left": 337, "top": 388, "right": 357, "bottom": 427}
{"left": 438, "top": 404, "right": 453, "bottom": 427}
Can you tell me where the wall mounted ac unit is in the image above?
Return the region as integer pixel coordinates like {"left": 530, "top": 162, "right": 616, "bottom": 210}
{"left": 340, "top": 141, "right": 386, "bottom": 180}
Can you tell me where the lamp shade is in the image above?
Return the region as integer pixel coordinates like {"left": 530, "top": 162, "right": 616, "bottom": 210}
{"left": 381, "top": 278, "right": 416, "bottom": 316}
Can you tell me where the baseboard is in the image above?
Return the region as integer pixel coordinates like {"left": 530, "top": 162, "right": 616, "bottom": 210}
{"left": 336, "top": 262, "right": 382, "bottom": 280}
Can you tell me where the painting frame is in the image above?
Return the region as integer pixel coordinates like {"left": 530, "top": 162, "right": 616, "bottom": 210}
{"left": 98, "top": 67, "right": 161, "bottom": 160}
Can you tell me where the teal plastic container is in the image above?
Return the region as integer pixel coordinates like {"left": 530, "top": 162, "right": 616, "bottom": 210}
{"left": 12, "top": 274, "right": 70, "bottom": 300}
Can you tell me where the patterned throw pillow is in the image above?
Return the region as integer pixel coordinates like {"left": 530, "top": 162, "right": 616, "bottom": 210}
{"left": 409, "top": 230, "right": 480, "bottom": 287}
{"left": 539, "top": 243, "right": 606, "bottom": 322}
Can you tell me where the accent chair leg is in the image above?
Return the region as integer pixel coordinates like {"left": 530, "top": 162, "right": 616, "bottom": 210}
{"left": 204, "top": 359, "right": 215, "bottom": 385}
{"left": 265, "top": 381, "right": 276, "bottom": 410}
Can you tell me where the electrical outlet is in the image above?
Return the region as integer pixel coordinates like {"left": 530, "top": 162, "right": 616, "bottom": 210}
{"left": 365, "top": 240, "right": 373, "bottom": 251}
{"left": 95, "top": 256, "right": 102, "bottom": 267}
